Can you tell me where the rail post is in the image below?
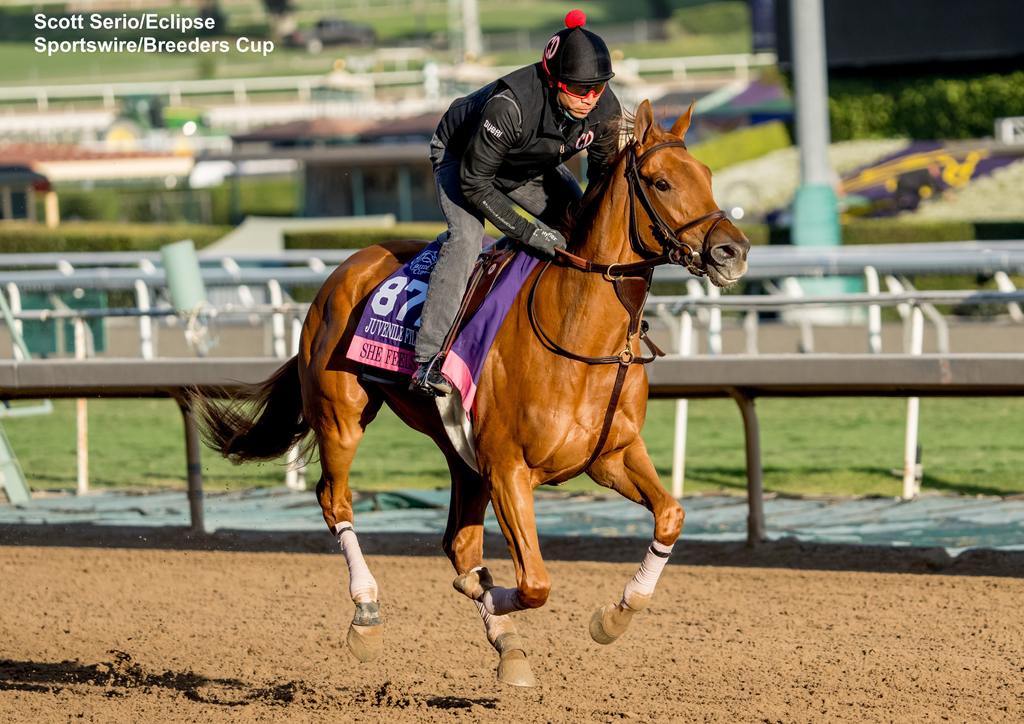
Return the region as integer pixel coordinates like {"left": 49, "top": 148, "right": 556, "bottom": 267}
{"left": 74, "top": 317, "right": 89, "bottom": 496}
{"left": 729, "top": 389, "right": 765, "bottom": 546}
{"left": 177, "top": 398, "right": 206, "bottom": 533}
{"left": 672, "top": 309, "right": 694, "bottom": 498}
{"left": 902, "top": 304, "right": 924, "bottom": 499}
{"left": 864, "top": 265, "right": 882, "bottom": 353}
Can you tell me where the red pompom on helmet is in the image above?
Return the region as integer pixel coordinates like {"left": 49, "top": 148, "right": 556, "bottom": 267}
{"left": 564, "top": 9, "right": 587, "bottom": 28}
{"left": 541, "top": 9, "right": 614, "bottom": 85}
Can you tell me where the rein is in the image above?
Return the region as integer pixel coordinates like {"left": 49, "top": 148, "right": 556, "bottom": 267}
{"left": 528, "top": 137, "right": 727, "bottom": 475}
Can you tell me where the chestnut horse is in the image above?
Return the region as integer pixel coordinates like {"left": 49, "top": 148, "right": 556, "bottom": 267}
{"left": 194, "top": 100, "right": 749, "bottom": 687}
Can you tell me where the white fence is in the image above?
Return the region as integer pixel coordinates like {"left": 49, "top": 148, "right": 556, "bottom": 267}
{"left": 3, "top": 239, "right": 1024, "bottom": 503}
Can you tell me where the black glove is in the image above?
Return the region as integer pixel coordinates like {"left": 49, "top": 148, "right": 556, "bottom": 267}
{"left": 523, "top": 225, "right": 566, "bottom": 258}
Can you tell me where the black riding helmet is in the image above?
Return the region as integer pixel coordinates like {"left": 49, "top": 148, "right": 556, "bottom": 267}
{"left": 541, "top": 9, "right": 615, "bottom": 85}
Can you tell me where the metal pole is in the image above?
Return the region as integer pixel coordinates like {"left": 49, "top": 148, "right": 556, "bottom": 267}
{"left": 5, "top": 284, "right": 25, "bottom": 361}
{"left": 134, "top": 279, "right": 154, "bottom": 359}
{"left": 74, "top": 317, "right": 89, "bottom": 496}
{"left": 178, "top": 400, "right": 205, "bottom": 533}
{"left": 731, "top": 390, "right": 765, "bottom": 546}
{"left": 267, "top": 279, "right": 287, "bottom": 359}
{"left": 671, "top": 310, "right": 693, "bottom": 498}
{"left": 864, "top": 265, "right": 882, "bottom": 353}
{"left": 743, "top": 310, "right": 759, "bottom": 354}
{"left": 707, "top": 280, "right": 722, "bottom": 355}
{"left": 461, "top": 0, "right": 482, "bottom": 60}
{"left": 902, "top": 305, "right": 924, "bottom": 499}
{"left": 993, "top": 271, "right": 1024, "bottom": 322}
{"left": 789, "top": 0, "right": 840, "bottom": 247}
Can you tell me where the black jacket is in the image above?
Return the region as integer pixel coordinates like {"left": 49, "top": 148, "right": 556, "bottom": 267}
{"left": 436, "top": 63, "right": 621, "bottom": 241}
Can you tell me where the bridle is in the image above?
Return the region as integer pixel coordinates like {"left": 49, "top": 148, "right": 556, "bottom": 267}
{"left": 625, "top": 141, "right": 727, "bottom": 277}
{"left": 553, "top": 139, "right": 728, "bottom": 279}
{"left": 526, "top": 137, "right": 728, "bottom": 476}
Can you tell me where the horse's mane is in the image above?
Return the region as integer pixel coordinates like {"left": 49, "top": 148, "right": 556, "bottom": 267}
{"left": 555, "top": 110, "right": 636, "bottom": 243}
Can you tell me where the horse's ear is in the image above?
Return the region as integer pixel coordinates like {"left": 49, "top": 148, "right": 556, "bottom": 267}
{"left": 633, "top": 99, "right": 655, "bottom": 146}
{"left": 669, "top": 101, "right": 695, "bottom": 140}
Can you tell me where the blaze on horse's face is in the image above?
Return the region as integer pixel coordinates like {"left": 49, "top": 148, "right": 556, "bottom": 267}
{"left": 632, "top": 100, "right": 750, "bottom": 287}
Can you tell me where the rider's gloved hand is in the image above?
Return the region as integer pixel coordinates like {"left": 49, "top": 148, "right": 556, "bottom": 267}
{"left": 523, "top": 225, "right": 567, "bottom": 258}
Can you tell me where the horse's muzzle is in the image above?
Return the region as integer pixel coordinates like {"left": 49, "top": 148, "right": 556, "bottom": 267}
{"left": 703, "top": 223, "right": 749, "bottom": 287}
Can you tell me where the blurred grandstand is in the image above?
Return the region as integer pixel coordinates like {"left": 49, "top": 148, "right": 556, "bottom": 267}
{"left": 0, "top": 0, "right": 1021, "bottom": 229}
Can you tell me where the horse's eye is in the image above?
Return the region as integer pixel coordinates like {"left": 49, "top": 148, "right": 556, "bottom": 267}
{"left": 654, "top": 179, "right": 671, "bottom": 192}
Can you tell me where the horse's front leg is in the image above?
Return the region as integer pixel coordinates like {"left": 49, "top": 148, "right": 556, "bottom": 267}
{"left": 586, "top": 439, "right": 684, "bottom": 644}
{"left": 442, "top": 456, "right": 537, "bottom": 687}
{"left": 450, "top": 463, "right": 548, "bottom": 684}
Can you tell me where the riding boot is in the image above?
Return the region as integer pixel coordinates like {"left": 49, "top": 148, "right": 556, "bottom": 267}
{"left": 409, "top": 353, "right": 453, "bottom": 397}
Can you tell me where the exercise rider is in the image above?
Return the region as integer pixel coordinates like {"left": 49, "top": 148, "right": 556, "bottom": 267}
{"left": 410, "top": 9, "right": 622, "bottom": 396}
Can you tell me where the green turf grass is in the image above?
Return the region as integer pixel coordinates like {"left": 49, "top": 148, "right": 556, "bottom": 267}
{"left": 3, "top": 395, "right": 1022, "bottom": 498}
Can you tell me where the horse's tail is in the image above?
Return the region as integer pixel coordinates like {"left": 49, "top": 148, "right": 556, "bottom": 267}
{"left": 191, "top": 355, "right": 309, "bottom": 463}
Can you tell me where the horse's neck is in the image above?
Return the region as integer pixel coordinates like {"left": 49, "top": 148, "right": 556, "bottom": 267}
{"left": 539, "top": 173, "right": 640, "bottom": 343}
{"left": 568, "top": 174, "right": 633, "bottom": 267}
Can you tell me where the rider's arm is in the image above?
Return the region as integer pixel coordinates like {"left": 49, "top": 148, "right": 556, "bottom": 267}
{"left": 584, "top": 92, "right": 623, "bottom": 186}
{"left": 459, "top": 94, "right": 534, "bottom": 242}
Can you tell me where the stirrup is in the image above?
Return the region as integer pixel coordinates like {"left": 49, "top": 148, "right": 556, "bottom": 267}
{"left": 409, "top": 355, "right": 452, "bottom": 397}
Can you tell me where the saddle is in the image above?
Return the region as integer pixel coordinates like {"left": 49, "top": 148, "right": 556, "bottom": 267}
{"left": 349, "top": 237, "right": 519, "bottom": 385}
{"left": 437, "top": 238, "right": 519, "bottom": 359}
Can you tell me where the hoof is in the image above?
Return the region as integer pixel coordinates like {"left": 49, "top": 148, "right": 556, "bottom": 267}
{"left": 347, "top": 601, "right": 383, "bottom": 662}
{"left": 347, "top": 622, "right": 383, "bottom": 662}
{"left": 589, "top": 603, "right": 635, "bottom": 645}
{"left": 497, "top": 649, "right": 537, "bottom": 688}
{"left": 453, "top": 567, "right": 494, "bottom": 601}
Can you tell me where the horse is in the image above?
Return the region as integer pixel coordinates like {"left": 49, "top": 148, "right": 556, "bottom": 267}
{"left": 193, "top": 100, "right": 749, "bottom": 687}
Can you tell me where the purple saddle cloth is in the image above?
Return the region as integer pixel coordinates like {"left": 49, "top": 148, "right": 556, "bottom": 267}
{"left": 345, "top": 239, "right": 539, "bottom": 411}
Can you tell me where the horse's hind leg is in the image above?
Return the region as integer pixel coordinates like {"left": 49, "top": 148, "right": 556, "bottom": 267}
{"left": 443, "top": 455, "right": 536, "bottom": 687}
{"left": 312, "top": 378, "right": 385, "bottom": 662}
{"left": 585, "top": 439, "right": 684, "bottom": 644}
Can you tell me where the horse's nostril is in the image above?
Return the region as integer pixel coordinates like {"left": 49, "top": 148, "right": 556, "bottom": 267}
{"left": 711, "top": 243, "right": 741, "bottom": 264}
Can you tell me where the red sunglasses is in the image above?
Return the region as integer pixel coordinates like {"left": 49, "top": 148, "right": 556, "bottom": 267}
{"left": 556, "top": 80, "right": 607, "bottom": 100}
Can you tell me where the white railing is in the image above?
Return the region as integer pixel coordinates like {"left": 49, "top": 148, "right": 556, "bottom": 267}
{"left": 0, "top": 53, "right": 775, "bottom": 112}
{"left": 5, "top": 239, "right": 1024, "bottom": 502}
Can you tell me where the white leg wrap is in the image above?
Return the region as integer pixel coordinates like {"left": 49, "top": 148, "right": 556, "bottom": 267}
{"left": 474, "top": 600, "right": 515, "bottom": 643}
{"left": 481, "top": 586, "right": 525, "bottom": 616}
{"left": 335, "top": 523, "right": 378, "bottom": 603}
{"left": 621, "top": 540, "right": 673, "bottom": 610}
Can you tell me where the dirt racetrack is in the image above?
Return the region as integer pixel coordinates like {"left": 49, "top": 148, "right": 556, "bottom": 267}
{"left": 1, "top": 529, "right": 1022, "bottom": 722}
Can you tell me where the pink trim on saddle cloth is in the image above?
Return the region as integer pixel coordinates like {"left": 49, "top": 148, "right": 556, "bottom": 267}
{"left": 346, "top": 335, "right": 417, "bottom": 375}
{"left": 441, "top": 351, "right": 477, "bottom": 412}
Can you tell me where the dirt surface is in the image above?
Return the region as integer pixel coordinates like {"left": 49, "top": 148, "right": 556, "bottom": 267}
{"left": 1, "top": 533, "right": 1022, "bottom": 722}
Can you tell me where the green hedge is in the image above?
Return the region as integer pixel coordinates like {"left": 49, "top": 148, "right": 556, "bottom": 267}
{"left": 58, "top": 177, "right": 298, "bottom": 225}
{"left": 285, "top": 224, "right": 448, "bottom": 250}
{"left": 829, "top": 72, "right": 1024, "bottom": 140}
{"left": 689, "top": 120, "right": 791, "bottom": 172}
{"left": 0, "top": 223, "right": 229, "bottom": 253}
{"left": 209, "top": 177, "right": 299, "bottom": 224}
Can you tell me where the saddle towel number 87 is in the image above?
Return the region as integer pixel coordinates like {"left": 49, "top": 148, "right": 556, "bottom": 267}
{"left": 370, "top": 275, "right": 429, "bottom": 324}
